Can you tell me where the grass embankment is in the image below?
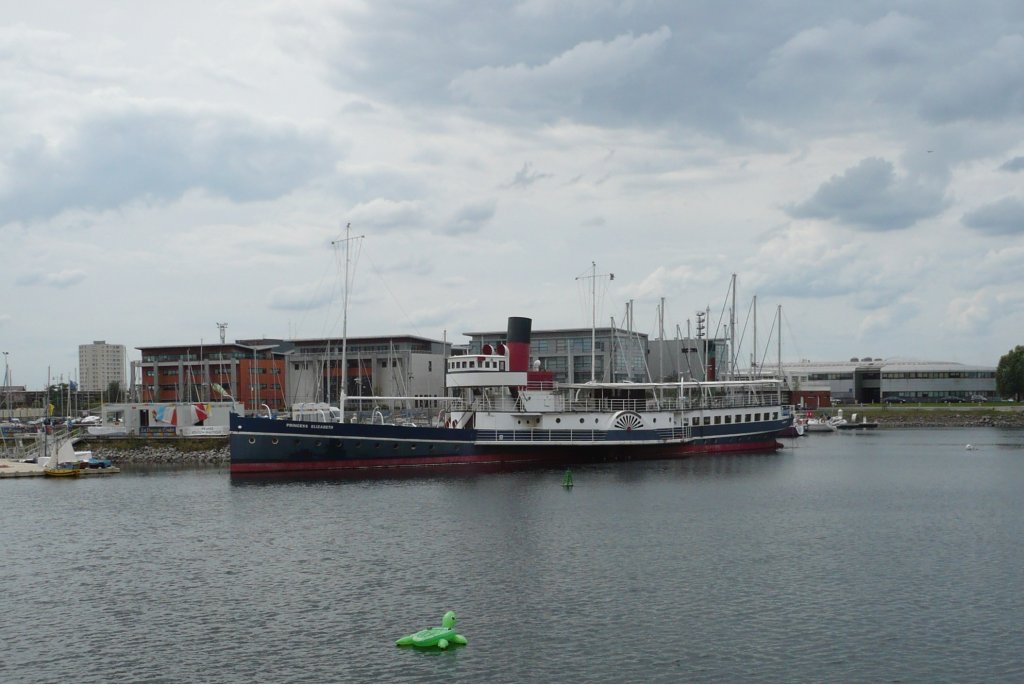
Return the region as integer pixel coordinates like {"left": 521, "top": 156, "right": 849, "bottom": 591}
{"left": 817, "top": 404, "right": 1024, "bottom": 429}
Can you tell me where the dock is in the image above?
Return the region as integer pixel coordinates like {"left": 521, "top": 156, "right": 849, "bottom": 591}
{"left": 0, "top": 458, "right": 121, "bottom": 478}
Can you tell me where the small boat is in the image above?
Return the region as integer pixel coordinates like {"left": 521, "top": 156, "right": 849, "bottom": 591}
{"left": 779, "top": 418, "right": 806, "bottom": 437}
{"left": 835, "top": 412, "right": 878, "bottom": 430}
{"left": 44, "top": 462, "right": 82, "bottom": 477}
{"left": 803, "top": 417, "right": 837, "bottom": 433}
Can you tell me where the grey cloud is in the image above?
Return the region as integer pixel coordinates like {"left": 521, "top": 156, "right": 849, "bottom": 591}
{"left": 347, "top": 199, "right": 426, "bottom": 233}
{"left": 962, "top": 196, "right": 1024, "bottom": 235}
{"left": 304, "top": 3, "right": 1024, "bottom": 150}
{"left": 0, "top": 105, "right": 341, "bottom": 224}
{"left": 1000, "top": 156, "right": 1024, "bottom": 172}
{"left": 443, "top": 200, "right": 497, "bottom": 235}
{"left": 268, "top": 284, "right": 335, "bottom": 312}
{"left": 919, "top": 35, "right": 1024, "bottom": 123}
{"left": 787, "top": 157, "right": 946, "bottom": 231}
{"left": 449, "top": 26, "right": 672, "bottom": 113}
{"left": 508, "top": 162, "right": 553, "bottom": 188}
{"left": 14, "top": 269, "right": 87, "bottom": 288}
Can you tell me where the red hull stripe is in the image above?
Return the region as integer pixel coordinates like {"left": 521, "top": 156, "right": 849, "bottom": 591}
{"left": 229, "top": 440, "right": 783, "bottom": 473}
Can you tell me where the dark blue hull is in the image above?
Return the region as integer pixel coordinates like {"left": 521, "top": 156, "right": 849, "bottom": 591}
{"left": 229, "top": 413, "right": 787, "bottom": 473}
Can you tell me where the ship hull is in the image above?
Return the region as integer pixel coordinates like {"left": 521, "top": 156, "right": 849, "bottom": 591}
{"left": 228, "top": 414, "right": 787, "bottom": 473}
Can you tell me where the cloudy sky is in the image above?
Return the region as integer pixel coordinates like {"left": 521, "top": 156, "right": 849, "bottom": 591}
{"left": 3, "top": 1, "right": 1024, "bottom": 388}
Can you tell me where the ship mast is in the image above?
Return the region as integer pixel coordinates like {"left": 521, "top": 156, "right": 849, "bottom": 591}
{"left": 576, "top": 262, "right": 614, "bottom": 383}
{"left": 332, "top": 222, "right": 363, "bottom": 422}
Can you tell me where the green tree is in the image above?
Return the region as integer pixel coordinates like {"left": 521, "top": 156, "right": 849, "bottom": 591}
{"left": 995, "top": 346, "right": 1024, "bottom": 401}
{"left": 107, "top": 380, "right": 123, "bottom": 403}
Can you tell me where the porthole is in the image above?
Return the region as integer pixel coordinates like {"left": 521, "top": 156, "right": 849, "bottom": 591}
{"left": 411, "top": 445, "right": 417, "bottom": 450}
{"left": 579, "top": 418, "right": 585, "bottom": 424}
{"left": 354, "top": 441, "right": 362, "bottom": 448}
{"left": 375, "top": 442, "right": 381, "bottom": 449}
{"left": 652, "top": 418, "right": 657, "bottom": 423}
{"left": 315, "top": 441, "right": 323, "bottom": 447}
{"left": 556, "top": 418, "right": 561, "bottom": 423}
{"left": 271, "top": 438, "right": 279, "bottom": 445}
{"left": 594, "top": 418, "right": 599, "bottom": 424}
{"left": 248, "top": 437, "right": 256, "bottom": 445}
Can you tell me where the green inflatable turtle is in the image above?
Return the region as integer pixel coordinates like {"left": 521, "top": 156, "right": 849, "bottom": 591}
{"left": 395, "top": 610, "right": 468, "bottom": 649}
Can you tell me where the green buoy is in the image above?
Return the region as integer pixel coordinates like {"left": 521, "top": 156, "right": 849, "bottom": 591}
{"left": 563, "top": 468, "right": 573, "bottom": 488}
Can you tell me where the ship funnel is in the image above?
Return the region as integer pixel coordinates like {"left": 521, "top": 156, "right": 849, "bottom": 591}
{"left": 506, "top": 317, "right": 531, "bottom": 372}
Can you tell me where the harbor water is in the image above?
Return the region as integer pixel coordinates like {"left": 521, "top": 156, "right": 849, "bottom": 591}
{"left": 3, "top": 428, "right": 1023, "bottom": 683}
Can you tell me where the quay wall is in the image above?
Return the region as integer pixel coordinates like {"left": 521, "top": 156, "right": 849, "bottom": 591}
{"left": 77, "top": 437, "right": 229, "bottom": 466}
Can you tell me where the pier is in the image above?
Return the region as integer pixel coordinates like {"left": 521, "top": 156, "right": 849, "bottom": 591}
{"left": 0, "top": 458, "right": 121, "bottom": 478}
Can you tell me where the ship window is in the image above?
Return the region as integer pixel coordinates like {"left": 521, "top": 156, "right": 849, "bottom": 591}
{"left": 735, "top": 415, "right": 741, "bottom": 423}
{"left": 745, "top": 414, "right": 751, "bottom": 422}
{"left": 470, "top": 361, "right": 476, "bottom": 368}
{"left": 652, "top": 418, "right": 657, "bottom": 423}
{"left": 271, "top": 438, "right": 279, "bottom": 445}
{"left": 410, "top": 444, "right": 417, "bottom": 450}
{"left": 500, "top": 362, "right": 505, "bottom": 370}
{"left": 714, "top": 416, "right": 721, "bottom": 425}
{"left": 703, "top": 417, "right": 710, "bottom": 425}
{"left": 579, "top": 418, "right": 585, "bottom": 424}
{"left": 315, "top": 441, "right": 323, "bottom": 447}
{"left": 725, "top": 415, "right": 732, "bottom": 424}
{"left": 595, "top": 418, "right": 599, "bottom": 424}
{"left": 755, "top": 413, "right": 761, "bottom": 421}
{"left": 773, "top": 412, "right": 779, "bottom": 419}
{"left": 248, "top": 437, "right": 255, "bottom": 444}
{"left": 556, "top": 418, "right": 561, "bottom": 423}
{"left": 375, "top": 443, "right": 381, "bottom": 449}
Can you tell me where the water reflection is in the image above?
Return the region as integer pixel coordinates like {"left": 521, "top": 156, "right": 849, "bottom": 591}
{"left": 230, "top": 449, "right": 789, "bottom": 487}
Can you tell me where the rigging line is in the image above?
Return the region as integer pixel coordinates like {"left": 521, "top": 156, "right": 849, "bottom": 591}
{"left": 757, "top": 314, "right": 779, "bottom": 373}
{"left": 782, "top": 308, "right": 804, "bottom": 361}
{"left": 711, "top": 278, "right": 733, "bottom": 341}
{"left": 287, "top": 239, "right": 339, "bottom": 341}
{"left": 327, "top": 235, "right": 365, "bottom": 335}
{"left": 363, "top": 250, "right": 422, "bottom": 338}
{"left": 735, "top": 297, "right": 755, "bottom": 369}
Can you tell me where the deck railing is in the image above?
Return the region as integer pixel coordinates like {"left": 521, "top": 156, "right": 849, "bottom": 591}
{"left": 447, "top": 392, "right": 779, "bottom": 415}
{"left": 475, "top": 425, "right": 689, "bottom": 443}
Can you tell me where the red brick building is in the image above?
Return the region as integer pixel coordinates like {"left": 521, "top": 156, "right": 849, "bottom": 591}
{"left": 137, "top": 343, "right": 286, "bottom": 412}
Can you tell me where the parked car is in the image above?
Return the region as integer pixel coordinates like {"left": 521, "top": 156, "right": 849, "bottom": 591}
{"left": 883, "top": 396, "right": 907, "bottom": 403}
{"left": 940, "top": 395, "right": 965, "bottom": 403}
{"left": 969, "top": 395, "right": 987, "bottom": 402}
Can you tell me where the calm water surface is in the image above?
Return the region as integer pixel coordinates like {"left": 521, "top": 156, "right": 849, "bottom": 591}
{"left": 3, "top": 428, "right": 1023, "bottom": 683}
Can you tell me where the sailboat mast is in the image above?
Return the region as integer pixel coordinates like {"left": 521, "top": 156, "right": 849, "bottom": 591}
{"left": 753, "top": 294, "right": 758, "bottom": 377}
{"left": 777, "top": 303, "right": 783, "bottom": 378}
{"left": 730, "top": 273, "right": 737, "bottom": 381}
{"left": 341, "top": 222, "right": 350, "bottom": 421}
{"left": 590, "top": 262, "right": 596, "bottom": 382}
